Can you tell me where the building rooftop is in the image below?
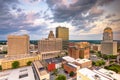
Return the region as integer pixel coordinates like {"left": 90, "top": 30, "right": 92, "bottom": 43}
{"left": 45, "top": 58, "right": 63, "bottom": 64}
{"left": 1, "top": 54, "right": 39, "bottom": 62}
{"left": 0, "top": 66, "right": 35, "bottom": 80}
{"left": 97, "top": 68, "right": 120, "bottom": 80}
{"left": 75, "top": 42, "right": 90, "bottom": 48}
{"left": 41, "top": 51, "right": 61, "bottom": 54}
{"left": 67, "top": 63, "right": 78, "bottom": 68}
{"left": 75, "top": 58, "right": 91, "bottom": 64}
{"left": 62, "top": 56, "right": 75, "bottom": 63}
{"left": 33, "top": 61, "right": 48, "bottom": 76}
{"left": 78, "top": 68, "right": 113, "bottom": 80}
{"left": 40, "top": 38, "right": 62, "bottom": 41}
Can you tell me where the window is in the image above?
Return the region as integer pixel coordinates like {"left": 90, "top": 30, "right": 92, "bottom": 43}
{"left": 19, "top": 73, "right": 28, "bottom": 79}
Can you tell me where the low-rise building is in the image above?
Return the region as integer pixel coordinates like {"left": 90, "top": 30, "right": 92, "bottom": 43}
{"left": 0, "top": 54, "right": 41, "bottom": 70}
{"left": 0, "top": 66, "right": 35, "bottom": 80}
{"left": 41, "top": 51, "right": 61, "bottom": 60}
{"left": 77, "top": 68, "right": 114, "bottom": 80}
{"left": 62, "top": 56, "right": 75, "bottom": 63}
{"left": 32, "top": 60, "right": 50, "bottom": 80}
{"left": 74, "top": 59, "right": 92, "bottom": 68}
{"left": 45, "top": 58, "right": 63, "bottom": 71}
{"left": 68, "top": 42, "right": 90, "bottom": 59}
{"left": 97, "top": 68, "right": 120, "bottom": 80}
{"left": 0, "top": 45, "right": 7, "bottom": 52}
{"left": 90, "top": 44, "right": 101, "bottom": 52}
{"left": 63, "top": 63, "right": 80, "bottom": 74}
{"left": 62, "top": 56, "right": 92, "bottom": 68}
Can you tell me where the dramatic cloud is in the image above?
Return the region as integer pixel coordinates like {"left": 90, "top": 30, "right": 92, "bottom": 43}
{"left": 45, "top": 0, "right": 115, "bottom": 32}
{"left": 105, "top": 14, "right": 116, "bottom": 19}
{"left": 0, "top": 0, "right": 119, "bottom": 40}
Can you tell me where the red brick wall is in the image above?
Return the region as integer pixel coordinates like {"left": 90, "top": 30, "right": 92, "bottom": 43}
{"left": 63, "top": 64, "right": 77, "bottom": 73}
{"left": 47, "top": 63, "right": 55, "bottom": 72}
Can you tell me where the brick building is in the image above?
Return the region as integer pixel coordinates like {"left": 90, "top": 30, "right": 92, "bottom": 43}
{"left": 68, "top": 42, "right": 90, "bottom": 59}
{"left": 74, "top": 59, "right": 92, "bottom": 68}
{"left": 63, "top": 63, "right": 80, "bottom": 74}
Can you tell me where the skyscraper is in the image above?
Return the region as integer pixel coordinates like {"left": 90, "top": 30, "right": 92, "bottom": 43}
{"left": 7, "top": 35, "right": 29, "bottom": 56}
{"left": 101, "top": 27, "right": 117, "bottom": 55}
{"left": 56, "top": 26, "right": 69, "bottom": 50}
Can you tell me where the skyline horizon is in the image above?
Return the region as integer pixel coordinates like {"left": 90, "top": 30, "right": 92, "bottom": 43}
{"left": 0, "top": 0, "right": 120, "bottom": 40}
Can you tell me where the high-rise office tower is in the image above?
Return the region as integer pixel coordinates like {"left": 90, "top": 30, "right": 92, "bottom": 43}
{"left": 101, "top": 27, "right": 117, "bottom": 55}
{"left": 7, "top": 35, "right": 29, "bottom": 56}
{"left": 56, "top": 26, "right": 69, "bottom": 50}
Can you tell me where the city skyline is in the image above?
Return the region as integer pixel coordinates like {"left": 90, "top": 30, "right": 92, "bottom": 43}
{"left": 0, "top": 0, "right": 120, "bottom": 40}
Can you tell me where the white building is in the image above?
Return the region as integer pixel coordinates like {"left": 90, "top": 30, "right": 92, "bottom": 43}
{"left": 32, "top": 60, "right": 50, "bottom": 80}
{"left": 62, "top": 56, "right": 75, "bottom": 63}
{"left": 97, "top": 68, "right": 120, "bottom": 80}
{"left": 101, "top": 27, "right": 117, "bottom": 55}
{"left": 0, "top": 66, "right": 35, "bottom": 80}
{"left": 77, "top": 68, "right": 114, "bottom": 80}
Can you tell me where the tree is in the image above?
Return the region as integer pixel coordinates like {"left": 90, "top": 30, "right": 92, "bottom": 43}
{"left": 53, "top": 69, "right": 59, "bottom": 76}
{"left": 65, "top": 52, "right": 68, "bottom": 55}
{"left": 93, "top": 60, "right": 105, "bottom": 66}
{"left": 90, "top": 50, "right": 95, "bottom": 53}
{"left": 2, "top": 51, "right": 7, "bottom": 54}
{"left": 97, "top": 51, "right": 102, "bottom": 57}
{"left": 27, "top": 61, "right": 32, "bottom": 66}
{"left": 69, "top": 71, "right": 75, "bottom": 77}
{"left": 12, "top": 61, "right": 20, "bottom": 69}
{"left": 55, "top": 74, "right": 66, "bottom": 80}
{"left": 92, "top": 61, "right": 95, "bottom": 66}
{"left": 0, "top": 65, "right": 2, "bottom": 70}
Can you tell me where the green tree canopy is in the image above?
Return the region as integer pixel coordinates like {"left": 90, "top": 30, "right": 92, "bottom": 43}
{"left": 0, "top": 65, "right": 2, "bottom": 70}
{"left": 12, "top": 61, "right": 20, "bottom": 69}
{"left": 55, "top": 74, "right": 66, "bottom": 80}
{"left": 27, "top": 61, "right": 32, "bottom": 66}
{"left": 69, "top": 71, "right": 75, "bottom": 77}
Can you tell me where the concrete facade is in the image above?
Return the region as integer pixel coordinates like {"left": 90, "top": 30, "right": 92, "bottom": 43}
{"left": 38, "top": 31, "right": 62, "bottom": 59}
{"left": 38, "top": 38, "right": 62, "bottom": 52}
{"left": 101, "top": 41, "right": 117, "bottom": 55}
{"left": 0, "top": 54, "right": 41, "bottom": 70}
{"left": 101, "top": 27, "right": 117, "bottom": 55}
{"left": 7, "top": 35, "right": 29, "bottom": 56}
{"left": 32, "top": 61, "right": 50, "bottom": 80}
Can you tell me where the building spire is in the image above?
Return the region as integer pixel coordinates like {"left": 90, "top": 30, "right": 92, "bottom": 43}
{"left": 48, "top": 30, "right": 55, "bottom": 38}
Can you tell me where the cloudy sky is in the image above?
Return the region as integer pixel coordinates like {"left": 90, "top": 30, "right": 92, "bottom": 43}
{"left": 0, "top": 0, "right": 120, "bottom": 40}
